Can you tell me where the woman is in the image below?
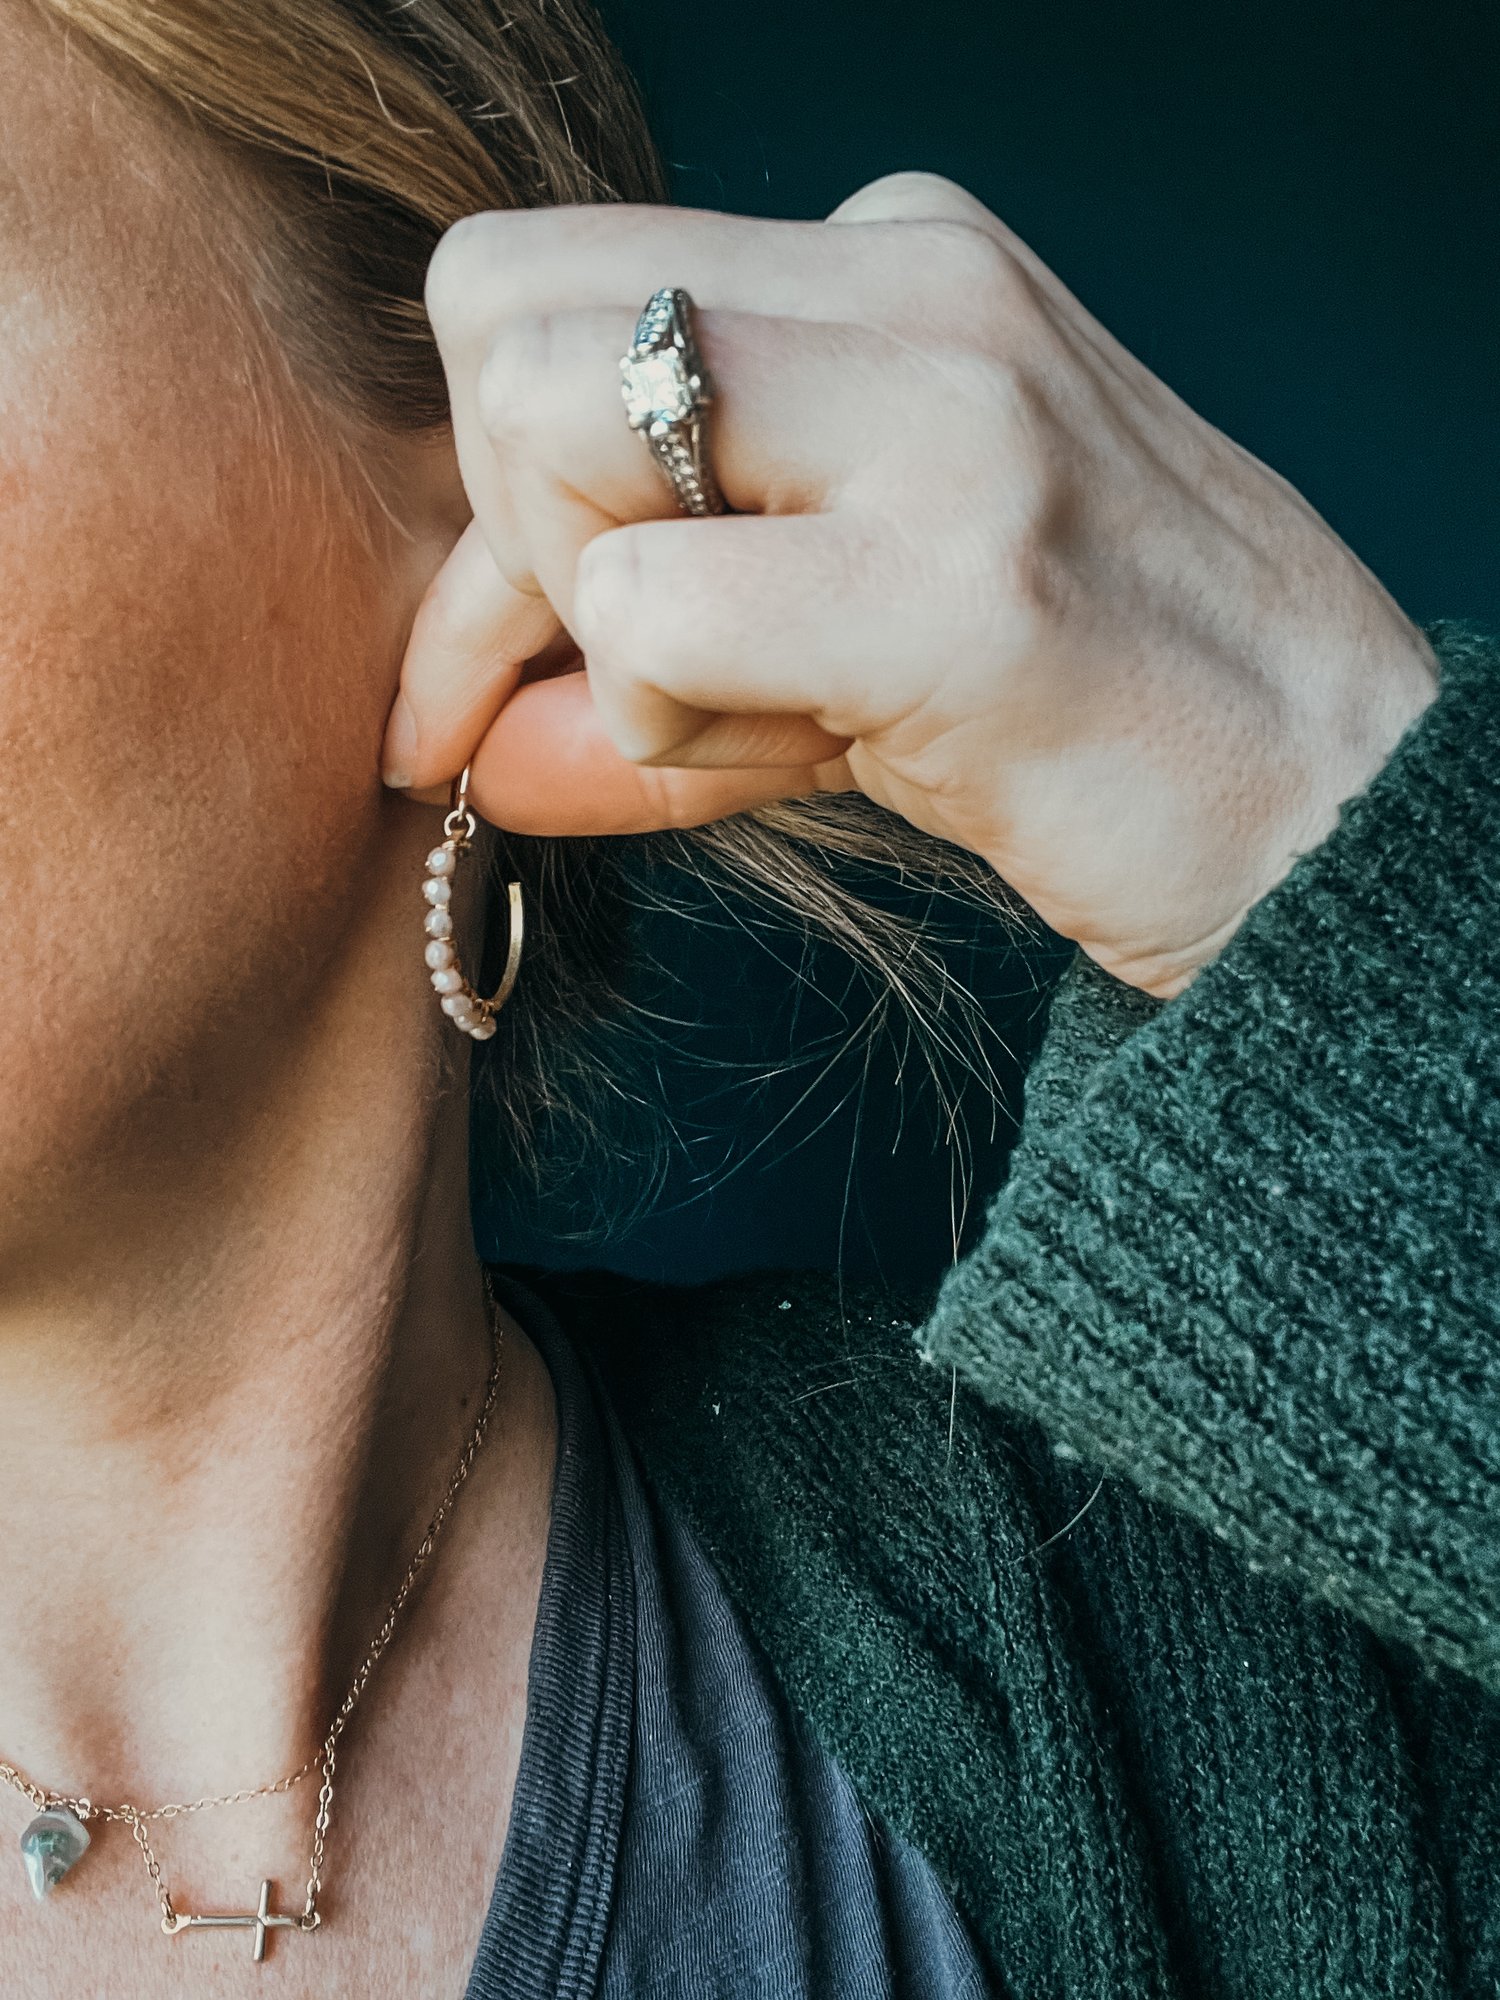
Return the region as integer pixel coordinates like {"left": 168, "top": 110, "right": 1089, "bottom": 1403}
{"left": 0, "top": 2, "right": 1493, "bottom": 1997}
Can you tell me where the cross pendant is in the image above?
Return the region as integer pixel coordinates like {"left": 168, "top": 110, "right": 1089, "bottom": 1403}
{"left": 164, "top": 1878, "right": 306, "bottom": 1962}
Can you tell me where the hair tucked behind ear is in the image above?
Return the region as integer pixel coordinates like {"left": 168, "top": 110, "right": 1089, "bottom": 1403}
{"left": 33, "top": 0, "right": 668, "bottom": 425}
{"left": 36, "top": 0, "right": 1027, "bottom": 1204}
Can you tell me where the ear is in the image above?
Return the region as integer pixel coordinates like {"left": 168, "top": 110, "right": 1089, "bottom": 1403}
{"left": 400, "top": 426, "right": 475, "bottom": 551}
{"left": 373, "top": 427, "right": 476, "bottom": 806}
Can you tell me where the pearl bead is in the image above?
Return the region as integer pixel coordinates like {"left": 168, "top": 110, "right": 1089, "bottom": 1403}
{"left": 424, "top": 909, "right": 454, "bottom": 939}
{"left": 422, "top": 877, "right": 452, "bottom": 907}
{"left": 470, "top": 1017, "right": 498, "bottom": 1042}
{"left": 431, "top": 969, "right": 464, "bottom": 995}
{"left": 440, "top": 994, "right": 471, "bottom": 1019}
{"left": 427, "top": 846, "right": 457, "bottom": 877}
{"left": 425, "top": 940, "right": 455, "bottom": 971}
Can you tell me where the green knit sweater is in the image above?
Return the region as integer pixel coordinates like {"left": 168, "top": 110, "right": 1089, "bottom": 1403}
{"left": 558, "top": 621, "right": 1500, "bottom": 1998}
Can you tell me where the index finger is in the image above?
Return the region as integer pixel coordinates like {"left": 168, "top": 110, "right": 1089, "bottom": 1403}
{"left": 383, "top": 518, "right": 561, "bottom": 790}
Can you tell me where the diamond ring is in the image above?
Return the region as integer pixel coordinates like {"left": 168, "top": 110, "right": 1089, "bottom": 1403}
{"left": 619, "top": 287, "right": 725, "bottom": 516}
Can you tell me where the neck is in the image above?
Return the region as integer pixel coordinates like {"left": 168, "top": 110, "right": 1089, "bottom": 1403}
{"left": 0, "top": 805, "right": 536, "bottom": 1818}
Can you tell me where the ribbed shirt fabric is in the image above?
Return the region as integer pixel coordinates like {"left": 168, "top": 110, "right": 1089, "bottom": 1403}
{"left": 467, "top": 1284, "right": 991, "bottom": 1999}
{"left": 562, "top": 623, "right": 1500, "bottom": 1998}
{"left": 465, "top": 1283, "right": 634, "bottom": 1998}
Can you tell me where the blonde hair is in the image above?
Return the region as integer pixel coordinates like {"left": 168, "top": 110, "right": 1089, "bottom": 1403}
{"left": 35, "top": 0, "right": 666, "bottom": 426}
{"left": 36, "top": 0, "right": 1020, "bottom": 1209}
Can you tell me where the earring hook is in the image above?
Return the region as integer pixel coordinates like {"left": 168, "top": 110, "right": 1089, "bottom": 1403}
{"left": 443, "top": 764, "right": 477, "bottom": 844}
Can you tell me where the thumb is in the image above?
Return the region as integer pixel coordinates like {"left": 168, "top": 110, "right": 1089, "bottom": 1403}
{"left": 466, "top": 668, "right": 849, "bottom": 836}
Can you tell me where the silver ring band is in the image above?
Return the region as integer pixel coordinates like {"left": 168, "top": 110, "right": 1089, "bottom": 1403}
{"left": 619, "top": 287, "right": 725, "bottom": 517}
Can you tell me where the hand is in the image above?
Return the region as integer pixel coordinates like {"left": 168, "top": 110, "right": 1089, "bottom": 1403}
{"left": 386, "top": 172, "right": 1437, "bottom": 997}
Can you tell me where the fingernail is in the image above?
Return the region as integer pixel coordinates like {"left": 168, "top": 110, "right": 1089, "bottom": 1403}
{"left": 382, "top": 694, "right": 417, "bottom": 789}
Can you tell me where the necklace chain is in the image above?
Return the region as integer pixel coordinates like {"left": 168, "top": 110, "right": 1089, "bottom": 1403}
{"left": 1, "top": 1273, "right": 507, "bottom": 1934}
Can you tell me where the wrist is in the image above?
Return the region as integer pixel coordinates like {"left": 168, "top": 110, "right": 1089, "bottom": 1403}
{"left": 1121, "top": 610, "right": 1440, "bottom": 1001}
{"left": 1279, "top": 607, "right": 1439, "bottom": 886}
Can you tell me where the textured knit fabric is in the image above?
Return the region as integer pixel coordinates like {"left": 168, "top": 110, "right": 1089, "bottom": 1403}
{"left": 925, "top": 619, "right": 1500, "bottom": 1693}
{"left": 557, "top": 622, "right": 1500, "bottom": 1999}
{"left": 468, "top": 1279, "right": 991, "bottom": 1999}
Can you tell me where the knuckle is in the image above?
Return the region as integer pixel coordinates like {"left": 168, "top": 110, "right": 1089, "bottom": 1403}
{"left": 574, "top": 531, "right": 644, "bottom": 648}
{"left": 974, "top": 350, "right": 1039, "bottom": 448}
{"left": 424, "top": 211, "right": 508, "bottom": 345}
{"left": 922, "top": 346, "right": 1039, "bottom": 469}
{"left": 833, "top": 169, "right": 984, "bottom": 224}
{"left": 910, "top": 219, "right": 1028, "bottom": 326}
{"left": 475, "top": 314, "right": 563, "bottom": 451}
{"left": 929, "top": 363, "right": 1059, "bottom": 616}
{"left": 579, "top": 532, "right": 701, "bottom": 685}
{"left": 994, "top": 462, "right": 1066, "bottom": 638}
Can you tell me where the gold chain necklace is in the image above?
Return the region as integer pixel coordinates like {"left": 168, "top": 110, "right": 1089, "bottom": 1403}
{"left": 1, "top": 1279, "right": 506, "bottom": 1964}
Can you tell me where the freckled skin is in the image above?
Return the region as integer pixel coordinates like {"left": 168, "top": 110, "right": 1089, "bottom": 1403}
{"left": 0, "top": 30, "right": 425, "bottom": 1261}
{"left": 0, "top": 15, "right": 548, "bottom": 1997}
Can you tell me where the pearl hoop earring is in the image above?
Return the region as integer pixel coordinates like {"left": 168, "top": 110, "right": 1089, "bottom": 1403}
{"left": 421, "top": 765, "right": 524, "bottom": 1043}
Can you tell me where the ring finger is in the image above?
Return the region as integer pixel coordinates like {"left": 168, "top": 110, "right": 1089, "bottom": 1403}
{"left": 465, "top": 304, "right": 899, "bottom": 630}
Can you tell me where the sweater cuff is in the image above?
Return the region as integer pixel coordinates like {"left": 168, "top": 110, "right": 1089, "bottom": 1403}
{"left": 921, "top": 621, "right": 1500, "bottom": 1688}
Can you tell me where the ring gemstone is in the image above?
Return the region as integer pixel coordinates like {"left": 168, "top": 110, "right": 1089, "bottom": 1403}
{"left": 620, "top": 348, "right": 698, "bottom": 432}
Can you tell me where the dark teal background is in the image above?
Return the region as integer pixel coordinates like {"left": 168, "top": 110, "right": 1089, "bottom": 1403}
{"left": 478, "top": 0, "right": 1499, "bottom": 1285}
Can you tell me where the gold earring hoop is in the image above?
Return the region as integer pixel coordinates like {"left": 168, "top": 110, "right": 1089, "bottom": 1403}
{"left": 421, "top": 765, "right": 524, "bottom": 1043}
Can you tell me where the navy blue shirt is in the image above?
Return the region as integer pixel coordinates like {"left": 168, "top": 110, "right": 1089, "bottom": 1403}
{"left": 464, "top": 1278, "right": 991, "bottom": 2000}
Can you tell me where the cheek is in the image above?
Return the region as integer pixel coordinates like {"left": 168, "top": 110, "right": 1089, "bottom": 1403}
{"left": 0, "top": 345, "right": 407, "bottom": 1179}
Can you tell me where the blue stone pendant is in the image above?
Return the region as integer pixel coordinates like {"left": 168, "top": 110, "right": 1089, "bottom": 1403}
{"left": 20, "top": 1807, "right": 91, "bottom": 1900}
